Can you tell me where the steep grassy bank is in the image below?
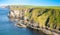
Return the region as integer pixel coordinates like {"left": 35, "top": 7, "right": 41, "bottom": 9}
{"left": 26, "top": 8, "right": 60, "bottom": 30}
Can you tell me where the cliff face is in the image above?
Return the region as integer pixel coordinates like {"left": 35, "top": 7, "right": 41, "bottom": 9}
{"left": 8, "top": 6, "right": 60, "bottom": 31}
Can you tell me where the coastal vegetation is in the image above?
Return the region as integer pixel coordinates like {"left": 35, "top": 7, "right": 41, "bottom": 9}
{"left": 25, "top": 6, "right": 60, "bottom": 30}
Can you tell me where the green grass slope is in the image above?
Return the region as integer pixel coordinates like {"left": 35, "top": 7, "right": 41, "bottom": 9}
{"left": 25, "top": 7, "right": 60, "bottom": 30}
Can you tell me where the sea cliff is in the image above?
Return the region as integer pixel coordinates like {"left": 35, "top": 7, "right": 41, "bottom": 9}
{"left": 8, "top": 5, "right": 60, "bottom": 35}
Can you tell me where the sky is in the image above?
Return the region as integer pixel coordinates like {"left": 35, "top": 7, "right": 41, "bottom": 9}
{"left": 0, "top": 0, "right": 60, "bottom": 6}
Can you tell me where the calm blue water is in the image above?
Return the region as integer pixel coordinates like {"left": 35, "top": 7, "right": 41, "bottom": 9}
{"left": 0, "top": 8, "right": 42, "bottom": 35}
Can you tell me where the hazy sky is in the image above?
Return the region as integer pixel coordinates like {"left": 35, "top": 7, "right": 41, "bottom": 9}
{"left": 0, "top": 0, "right": 60, "bottom": 6}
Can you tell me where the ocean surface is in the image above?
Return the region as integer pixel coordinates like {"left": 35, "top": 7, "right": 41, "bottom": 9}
{"left": 0, "top": 8, "right": 45, "bottom": 35}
